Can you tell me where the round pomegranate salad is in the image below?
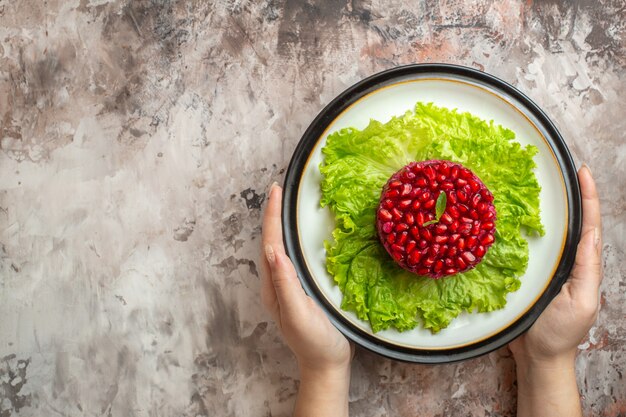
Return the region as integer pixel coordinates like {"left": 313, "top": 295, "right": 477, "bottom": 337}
{"left": 376, "top": 160, "right": 496, "bottom": 278}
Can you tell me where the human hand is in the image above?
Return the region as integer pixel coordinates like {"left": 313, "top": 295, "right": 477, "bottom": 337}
{"left": 261, "top": 183, "right": 353, "bottom": 376}
{"left": 262, "top": 183, "right": 353, "bottom": 417}
{"left": 509, "top": 165, "right": 603, "bottom": 366}
{"left": 511, "top": 165, "right": 601, "bottom": 417}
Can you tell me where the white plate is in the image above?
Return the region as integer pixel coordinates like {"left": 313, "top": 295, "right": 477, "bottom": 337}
{"left": 282, "top": 64, "right": 581, "bottom": 363}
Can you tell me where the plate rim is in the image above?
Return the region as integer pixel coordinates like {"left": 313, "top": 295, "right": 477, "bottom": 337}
{"left": 281, "top": 63, "right": 582, "bottom": 363}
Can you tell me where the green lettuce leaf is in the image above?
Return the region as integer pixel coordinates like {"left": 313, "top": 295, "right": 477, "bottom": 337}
{"left": 320, "top": 102, "right": 543, "bottom": 333}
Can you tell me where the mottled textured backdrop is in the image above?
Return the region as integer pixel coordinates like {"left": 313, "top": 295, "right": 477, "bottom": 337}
{"left": 0, "top": 0, "right": 624, "bottom": 416}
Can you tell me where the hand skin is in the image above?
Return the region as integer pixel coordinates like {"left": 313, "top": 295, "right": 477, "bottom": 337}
{"left": 261, "top": 183, "right": 353, "bottom": 417}
{"left": 509, "top": 165, "right": 603, "bottom": 417}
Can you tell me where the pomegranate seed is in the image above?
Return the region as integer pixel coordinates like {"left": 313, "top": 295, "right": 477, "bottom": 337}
{"left": 475, "top": 245, "right": 486, "bottom": 257}
{"left": 418, "top": 239, "right": 428, "bottom": 249}
{"left": 456, "top": 257, "right": 467, "bottom": 269}
{"left": 456, "top": 178, "right": 468, "bottom": 187}
{"left": 434, "top": 260, "right": 444, "bottom": 273}
{"left": 416, "top": 177, "right": 428, "bottom": 187}
{"left": 445, "top": 268, "right": 458, "bottom": 275}
{"left": 412, "top": 200, "right": 421, "bottom": 210}
{"left": 445, "top": 258, "right": 454, "bottom": 267}
{"left": 477, "top": 202, "right": 488, "bottom": 212}
{"left": 408, "top": 249, "right": 422, "bottom": 265}
{"left": 406, "top": 240, "right": 417, "bottom": 253}
{"left": 405, "top": 171, "right": 416, "bottom": 180}
{"left": 401, "top": 183, "right": 412, "bottom": 196}
{"left": 423, "top": 199, "right": 436, "bottom": 209}
{"left": 428, "top": 244, "right": 441, "bottom": 257}
{"left": 435, "top": 224, "right": 447, "bottom": 234}
{"left": 417, "top": 268, "right": 430, "bottom": 275}
{"left": 398, "top": 199, "right": 412, "bottom": 209}
{"left": 440, "top": 163, "right": 450, "bottom": 176}
{"left": 448, "top": 191, "right": 457, "bottom": 204}
{"left": 387, "top": 234, "right": 396, "bottom": 244}
{"left": 405, "top": 213, "right": 415, "bottom": 225}
{"left": 447, "top": 246, "right": 458, "bottom": 257}
{"left": 440, "top": 213, "right": 453, "bottom": 225}
{"left": 480, "top": 188, "right": 494, "bottom": 202}
{"left": 467, "top": 236, "right": 478, "bottom": 248}
{"left": 469, "top": 180, "right": 480, "bottom": 192}
{"left": 395, "top": 223, "right": 409, "bottom": 232}
{"left": 461, "top": 216, "right": 473, "bottom": 223}
{"left": 481, "top": 221, "right": 494, "bottom": 230}
{"left": 481, "top": 233, "right": 495, "bottom": 245}
{"left": 419, "top": 191, "right": 431, "bottom": 202}
{"left": 392, "top": 208, "right": 403, "bottom": 220}
{"left": 392, "top": 251, "right": 403, "bottom": 261}
{"left": 424, "top": 166, "right": 435, "bottom": 180}
{"left": 448, "top": 234, "right": 460, "bottom": 244}
{"left": 429, "top": 181, "right": 439, "bottom": 191}
{"left": 409, "top": 188, "right": 420, "bottom": 198}
{"left": 410, "top": 226, "right": 420, "bottom": 239}
{"left": 461, "top": 168, "right": 472, "bottom": 179}
{"left": 457, "top": 190, "right": 468, "bottom": 202}
{"left": 471, "top": 193, "right": 481, "bottom": 208}
{"left": 421, "top": 228, "right": 432, "bottom": 241}
{"left": 459, "top": 223, "right": 472, "bottom": 235}
{"left": 451, "top": 166, "right": 459, "bottom": 179}
{"left": 458, "top": 204, "right": 469, "bottom": 213}
{"left": 423, "top": 257, "right": 435, "bottom": 267}
{"left": 436, "top": 174, "right": 446, "bottom": 182}
{"left": 462, "top": 251, "right": 476, "bottom": 263}
{"left": 382, "top": 222, "right": 393, "bottom": 233}
{"left": 448, "top": 206, "right": 460, "bottom": 218}
{"left": 470, "top": 211, "right": 479, "bottom": 220}
{"left": 416, "top": 212, "right": 425, "bottom": 226}
{"left": 397, "top": 231, "right": 408, "bottom": 245}
{"left": 457, "top": 238, "right": 466, "bottom": 250}
{"left": 389, "top": 180, "right": 402, "bottom": 188}
{"left": 387, "top": 189, "right": 400, "bottom": 198}
{"left": 435, "top": 235, "right": 448, "bottom": 244}
{"left": 471, "top": 224, "right": 480, "bottom": 235}
{"left": 449, "top": 221, "right": 459, "bottom": 232}
{"left": 392, "top": 244, "right": 405, "bottom": 253}
{"left": 440, "top": 181, "right": 454, "bottom": 190}
{"left": 482, "top": 210, "right": 495, "bottom": 220}
{"left": 378, "top": 209, "right": 392, "bottom": 221}
{"left": 383, "top": 199, "right": 394, "bottom": 209}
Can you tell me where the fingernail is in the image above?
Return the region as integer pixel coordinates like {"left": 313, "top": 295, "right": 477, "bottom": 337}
{"left": 582, "top": 163, "right": 592, "bottom": 175}
{"left": 268, "top": 181, "right": 279, "bottom": 196}
{"left": 264, "top": 244, "right": 276, "bottom": 265}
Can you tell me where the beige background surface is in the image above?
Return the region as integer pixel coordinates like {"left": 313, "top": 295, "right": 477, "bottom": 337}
{"left": 1, "top": 1, "right": 624, "bottom": 416}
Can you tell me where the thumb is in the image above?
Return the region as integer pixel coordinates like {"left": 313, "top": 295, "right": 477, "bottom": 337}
{"left": 569, "top": 226, "right": 602, "bottom": 302}
{"left": 568, "top": 165, "right": 603, "bottom": 301}
{"left": 264, "top": 244, "right": 308, "bottom": 316}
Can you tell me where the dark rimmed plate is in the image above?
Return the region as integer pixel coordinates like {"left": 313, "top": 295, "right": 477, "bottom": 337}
{"left": 282, "top": 64, "right": 581, "bottom": 363}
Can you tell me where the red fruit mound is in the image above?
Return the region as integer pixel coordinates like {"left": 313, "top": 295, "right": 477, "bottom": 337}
{"left": 376, "top": 160, "right": 496, "bottom": 279}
